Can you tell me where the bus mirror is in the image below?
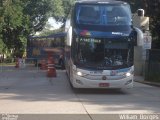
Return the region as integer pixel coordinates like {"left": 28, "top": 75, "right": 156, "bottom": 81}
{"left": 137, "top": 9, "right": 145, "bottom": 17}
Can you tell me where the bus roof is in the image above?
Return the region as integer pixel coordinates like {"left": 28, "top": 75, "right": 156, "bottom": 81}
{"left": 29, "top": 32, "right": 66, "bottom": 39}
{"left": 75, "top": 0, "right": 128, "bottom": 5}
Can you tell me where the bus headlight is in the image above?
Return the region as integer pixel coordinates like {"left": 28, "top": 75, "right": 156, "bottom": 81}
{"left": 126, "top": 72, "right": 131, "bottom": 77}
{"left": 76, "top": 71, "right": 87, "bottom": 77}
{"left": 77, "top": 71, "right": 82, "bottom": 76}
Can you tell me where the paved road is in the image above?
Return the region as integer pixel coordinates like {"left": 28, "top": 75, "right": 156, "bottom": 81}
{"left": 0, "top": 67, "right": 160, "bottom": 119}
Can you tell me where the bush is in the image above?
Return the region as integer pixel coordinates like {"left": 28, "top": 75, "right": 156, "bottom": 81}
{"left": 4, "top": 58, "right": 14, "bottom": 63}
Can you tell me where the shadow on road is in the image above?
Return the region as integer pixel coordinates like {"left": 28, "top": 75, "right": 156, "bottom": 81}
{"left": 72, "top": 88, "right": 128, "bottom": 95}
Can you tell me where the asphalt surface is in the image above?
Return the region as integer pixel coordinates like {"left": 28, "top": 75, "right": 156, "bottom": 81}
{"left": 0, "top": 66, "right": 160, "bottom": 120}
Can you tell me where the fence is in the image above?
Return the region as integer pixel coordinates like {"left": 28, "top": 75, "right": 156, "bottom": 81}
{"left": 0, "top": 57, "right": 64, "bottom": 72}
{"left": 0, "top": 58, "right": 42, "bottom": 72}
{"left": 145, "top": 49, "right": 160, "bottom": 82}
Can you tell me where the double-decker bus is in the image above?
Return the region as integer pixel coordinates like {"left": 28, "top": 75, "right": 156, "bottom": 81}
{"left": 65, "top": 0, "right": 141, "bottom": 89}
{"left": 27, "top": 33, "right": 65, "bottom": 67}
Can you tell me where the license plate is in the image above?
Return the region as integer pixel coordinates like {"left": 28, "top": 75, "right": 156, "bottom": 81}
{"left": 99, "top": 83, "right": 109, "bottom": 87}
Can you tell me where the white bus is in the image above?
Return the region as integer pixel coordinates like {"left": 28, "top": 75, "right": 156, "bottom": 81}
{"left": 64, "top": 0, "right": 142, "bottom": 89}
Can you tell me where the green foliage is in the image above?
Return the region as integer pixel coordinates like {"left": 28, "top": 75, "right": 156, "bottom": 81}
{"left": 62, "top": 0, "right": 75, "bottom": 18}
{"left": 3, "top": 0, "right": 23, "bottom": 28}
{"left": 0, "top": 0, "right": 75, "bottom": 57}
{"left": 24, "top": 0, "right": 52, "bottom": 33}
{"left": 0, "top": 0, "right": 26, "bottom": 57}
{"left": 0, "top": 38, "right": 5, "bottom": 53}
{"left": 50, "top": 0, "right": 75, "bottom": 22}
{"left": 50, "top": 0, "right": 64, "bottom": 20}
{"left": 0, "top": 0, "right": 52, "bottom": 57}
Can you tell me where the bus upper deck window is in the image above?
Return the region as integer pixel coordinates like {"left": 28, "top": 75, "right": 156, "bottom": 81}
{"left": 106, "top": 6, "right": 130, "bottom": 25}
{"left": 78, "top": 6, "right": 100, "bottom": 24}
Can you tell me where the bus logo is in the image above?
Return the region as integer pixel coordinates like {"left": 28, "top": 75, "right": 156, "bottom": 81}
{"left": 80, "top": 30, "right": 91, "bottom": 36}
{"left": 102, "top": 76, "right": 107, "bottom": 80}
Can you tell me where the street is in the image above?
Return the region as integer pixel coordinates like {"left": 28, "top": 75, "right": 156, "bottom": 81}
{"left": 0, "top": 67, "right": 160, "bottom": 119}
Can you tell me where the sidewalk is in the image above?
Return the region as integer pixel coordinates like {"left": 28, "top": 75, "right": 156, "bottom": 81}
{"left": 134, "top": 76, "right": 160, "bottom": 87}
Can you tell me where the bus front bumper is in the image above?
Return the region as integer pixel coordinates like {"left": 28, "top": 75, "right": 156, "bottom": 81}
{"left": 72, "top": 75, "right": 133, "bottom": 89}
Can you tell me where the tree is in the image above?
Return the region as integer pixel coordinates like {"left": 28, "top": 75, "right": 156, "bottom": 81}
{"left": 50, "top": 0, "right": 75, "bottom": 23}
{"left": 0, "top": 0, "right": 29, "bottom": 57}
{"left": 50, "top": 0, "right": 64, "bottom": 21}
{"left": 0, "top": 0, "right": 52, "bottom": 57}
{"left": 23, "top": 0, "right": 52, "bottom": 34}
{"left": 62, "top": 0, "right": 75, "bottom": 19}
{"left": 144, "top": 0, "right": 160, "bottom": 48}
{"left": 0, "top": 0, "right": 75, "bottom": 57}
{"left": 35, "top": 0, "right": 75, "bottom": 36}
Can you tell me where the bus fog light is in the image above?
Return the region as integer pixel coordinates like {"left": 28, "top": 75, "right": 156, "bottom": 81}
{"left": 125, "top": 80, "right": 132, "bottom": 85}
{"left": 126, "top": 72, "right": 131, "bottom": 77}
{"left": 76, "top": 79, "right": 83, "bottom": 85}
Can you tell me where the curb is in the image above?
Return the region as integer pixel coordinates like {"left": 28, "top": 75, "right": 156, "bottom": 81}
{"left": 135, "top": 80, "right": 160, "bottom": 87}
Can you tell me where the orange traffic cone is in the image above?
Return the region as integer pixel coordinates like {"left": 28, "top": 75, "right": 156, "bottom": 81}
{"left": 47, "top": 57, "right": 56, "bottom": 77}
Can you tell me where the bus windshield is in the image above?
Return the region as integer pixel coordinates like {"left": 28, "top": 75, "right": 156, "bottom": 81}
{"left": 76, "top": 4, "right": 131, "bottom": 25}
{"left": 74, "top": 37, "right": 134, "bottom": 70}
